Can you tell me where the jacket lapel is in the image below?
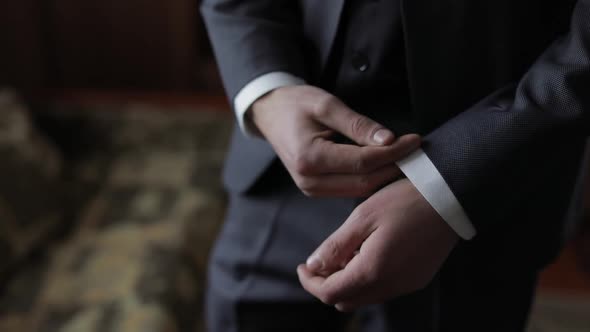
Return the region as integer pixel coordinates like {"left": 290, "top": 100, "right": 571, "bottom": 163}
{"left": 303, "top": 0, "right": 346, "bottom": 68}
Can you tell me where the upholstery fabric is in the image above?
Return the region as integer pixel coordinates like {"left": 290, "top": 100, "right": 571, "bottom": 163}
{"left": 0, "top": 99, "right": 232, "bottom": 332}
{"left": 0, "top": 90, "right": 65, "bottom": 280}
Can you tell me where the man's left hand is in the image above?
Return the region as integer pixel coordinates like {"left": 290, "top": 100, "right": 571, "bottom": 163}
{"left": 297, "top": 179, "right": 459, "bottom": 312}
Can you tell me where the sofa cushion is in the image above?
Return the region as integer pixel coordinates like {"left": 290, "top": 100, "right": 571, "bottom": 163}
{"left": 26, "top": 106, "right": 232, "bottom": 332}
{"left": 0, "top": 90, "right": 66, "bottom": 279}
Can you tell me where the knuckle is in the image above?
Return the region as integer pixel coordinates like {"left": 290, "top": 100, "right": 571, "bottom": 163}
{"left": 362, "top": 264, "right": 381, "bottom": 285}
{"left": 324, "top": 240, "right": 342, "bottom": 260}
{"left": 312, "top": 94, "right": 336, "bottom": 118}
{"left": 319, "top": 289, "right": 338, "bottom": 305}
{"left": 357, "top": 174, "right": 372, "bottom": 190}
{"left": 293, "top": 154, "right": 315, "bottom": 175}
{"left": 354, "top": 156, "right": 368, "bottom": 173}
{"left": 349, "top": 116, "right": 370, "bottom": 139}
{"left": 349, "top": 205, "right": 373, "bottom": 225}
{"left": 296, "top": 177, "right": 315, "bottom": 192}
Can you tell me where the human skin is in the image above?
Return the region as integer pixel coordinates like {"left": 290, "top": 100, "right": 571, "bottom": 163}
{"left": 251, "top": 85, "right": 422, "bottom": 198}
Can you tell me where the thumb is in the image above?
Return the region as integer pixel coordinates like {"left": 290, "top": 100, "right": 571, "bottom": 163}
{"left": 306, "top": 209, "right": 373, "bottom": 275}
{"left": 314, "top": 98, "right": 395, "bottom": 146}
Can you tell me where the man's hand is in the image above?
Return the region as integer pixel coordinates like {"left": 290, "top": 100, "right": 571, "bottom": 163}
{"left": 251, "top": 85, "right": 421, "bottom": 197}
{"left": 297, "top": 179, "right": 459, "bottom": 311}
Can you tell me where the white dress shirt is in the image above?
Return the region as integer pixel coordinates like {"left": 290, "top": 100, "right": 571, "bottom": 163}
{"left": 234, "top": 71, "right": 476, "bottom": 240}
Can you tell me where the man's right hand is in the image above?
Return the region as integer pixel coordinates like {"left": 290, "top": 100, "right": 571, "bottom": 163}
{"left": 250, "top": 85, "right": 421, "bottom": 198}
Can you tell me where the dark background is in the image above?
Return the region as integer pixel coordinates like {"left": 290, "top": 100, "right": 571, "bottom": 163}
{"left": 0, "top": 0, "right": 220, "bottom": 92}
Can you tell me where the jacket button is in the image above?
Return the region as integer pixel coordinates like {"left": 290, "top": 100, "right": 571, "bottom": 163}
{"left": 351, "top": 53, "right": 370, "bottom": 72}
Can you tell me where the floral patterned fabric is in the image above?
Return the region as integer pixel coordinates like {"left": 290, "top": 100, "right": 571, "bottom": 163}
{"left": 0, "top": 90, "right": 65, "bottom": 280}
{"left": 0, "top": 96, "right": 232, "bottom": 332}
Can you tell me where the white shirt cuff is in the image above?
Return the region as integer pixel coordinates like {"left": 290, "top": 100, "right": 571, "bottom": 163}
{"left": 397, "top": 148, "right": 477, "bottom": 240}
{"left": 234, "top": 72, "right": 306, "bottom": 138}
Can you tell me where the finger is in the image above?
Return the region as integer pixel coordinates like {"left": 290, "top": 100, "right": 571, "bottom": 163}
{"left": 297, "top": 264, "right": 356, "bottom": 305}
{"left": 306, "top": 134, "right": 421, "bottom": 175}
{"left": 333, "top": 265, "right": 411, "bottom": 313}
{"left": 334, "top": 278, "right": 383, "bottom": 312}
{"left": 305, "top": 206, "right": 375, "bottom": 275}
{"left": 297, "top": 165, "right": 401, "bottom": 198}
{"left": 312, "top": 97, "right": 395, "bottom": 146}
{"left": 332, "top": 221, "right": 412, "bottom": 311}
{"left": 297, "top": 264, "right": 328, "bottom": 300}
{"left": 340, "top": 250, "right": 361, "bottom": 270}
{"left": 299, "top": 251, "right": 374, "bottom": 305}
{"left": 332, "top": 261, "right": 385, "bottom": 312}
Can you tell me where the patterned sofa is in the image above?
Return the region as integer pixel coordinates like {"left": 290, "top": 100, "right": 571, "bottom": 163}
{"left": 0, "top": 90, "right": 231, "bottom": 332}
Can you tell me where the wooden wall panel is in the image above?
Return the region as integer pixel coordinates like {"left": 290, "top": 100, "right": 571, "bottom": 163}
{"left": 49, "top": 0, "right": 200, "bottom": 89}
{"left": 0, "top": 1, "right": 45, "bottom": 89}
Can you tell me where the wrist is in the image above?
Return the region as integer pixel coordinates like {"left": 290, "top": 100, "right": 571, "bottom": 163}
{"left": 403, "top": 178, "right": 460, "bottom": 243}
{"left": 250, "top": 87, "right": 286, "bottom": 136}
{"left": 250, "top": 91, "right": 272, "bottom": 132}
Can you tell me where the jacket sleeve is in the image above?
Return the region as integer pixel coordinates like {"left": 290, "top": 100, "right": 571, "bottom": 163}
{"left": 200, "top": 0, "right": 308, "bottom": 102}
{"left": 423, "top": 0, "right": 590, "bottom": 234}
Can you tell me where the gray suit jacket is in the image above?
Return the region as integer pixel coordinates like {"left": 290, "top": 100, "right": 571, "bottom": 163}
{"left": 202, "top": 0, "right": 590, "bottom": 266}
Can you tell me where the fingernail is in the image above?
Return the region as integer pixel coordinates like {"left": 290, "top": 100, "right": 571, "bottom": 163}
{"left": 373, "top": 129, "right": 394, "bottom": 145}
{"left": 306, "top": 255, "right": 324, "bottom": 272}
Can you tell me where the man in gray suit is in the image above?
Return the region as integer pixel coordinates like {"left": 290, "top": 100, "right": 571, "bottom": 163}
{"left": 201, "top": 0, "right": 590, "bottom": 331}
